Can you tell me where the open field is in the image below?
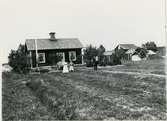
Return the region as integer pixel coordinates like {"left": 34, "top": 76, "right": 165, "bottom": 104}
{"left": 2, "top": 59, "right": 166, "bottom": 120}
{"left": 99, "top": 59, "right": 166, "bottom": 75}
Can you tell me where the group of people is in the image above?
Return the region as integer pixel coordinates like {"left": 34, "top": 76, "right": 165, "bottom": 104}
{"left": 62, "top": 61, "right": 74, "bottom": 73}
{"left": 62, "top": 56, "right": 99, "bottom": 73}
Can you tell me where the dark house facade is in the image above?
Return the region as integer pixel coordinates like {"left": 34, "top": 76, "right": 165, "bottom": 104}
{"left": 25, "top": 32, "right": 83, "bottom": 68}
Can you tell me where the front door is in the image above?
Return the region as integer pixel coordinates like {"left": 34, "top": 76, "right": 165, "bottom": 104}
{"left": 57, "top": 52, "right": 65, "bottom": 62}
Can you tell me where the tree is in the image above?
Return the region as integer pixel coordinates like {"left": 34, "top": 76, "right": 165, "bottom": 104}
{"left": 142, "top": 41, "right": 157, "bottom": 52}
{"left": 8, "top": 44, "right": 30, "bottom": 73}
{"left": 83, "top": 45, "right": 98, "bottom": 67}
{"left": 97, "top": 45, "right": 105, "bottom": 56}
{"left": 135, "top": 47, "right": 148, "bottom": 58}
{"left": 97, "top": 45, "right": 106, "bottom": 66}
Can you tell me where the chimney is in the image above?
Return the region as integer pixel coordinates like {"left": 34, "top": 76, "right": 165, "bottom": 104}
{"left": 49, "top": 32, "right": 56, "bottom": 40}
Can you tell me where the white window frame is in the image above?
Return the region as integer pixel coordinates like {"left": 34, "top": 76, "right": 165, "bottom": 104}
{"left": 69, "top": 51, "right": 76, "bottom": 61}
{"left": 38, "top": 53, "right": 46, "bottom": 63}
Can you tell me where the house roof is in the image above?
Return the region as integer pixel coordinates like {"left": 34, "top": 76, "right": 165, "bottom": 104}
{"left": 25, "top": 38, "right": 83, "bottom": 50}
{"left": 148, "top": 50, "right": 156, "bottom": 55}
{"left": 118, "top": 44, "right": 138, "bottom": 50}
{"left": 157, "top": 46, "right": 166, "bottom": 50}
{"left": 103, "top": 50, "right": 115, "bottom": 56}
{"left": 125, "top": 48, "right": 136, "bottom": 54}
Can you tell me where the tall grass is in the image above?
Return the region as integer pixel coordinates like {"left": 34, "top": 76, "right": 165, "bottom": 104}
{"left": 2, "top": 72, "right": 52, "bottom": 120}
{"left": 26, "top": 78, "right": 79, "bottom": 120}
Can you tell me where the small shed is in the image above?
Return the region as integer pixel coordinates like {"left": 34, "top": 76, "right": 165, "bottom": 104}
{"left": 131, "top": 54, "right": 141, "bottom": 61}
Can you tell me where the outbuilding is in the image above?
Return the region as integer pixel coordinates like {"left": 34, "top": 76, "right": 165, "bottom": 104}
{"left": 131, "top": 54, "right": 141, "bottom": 61}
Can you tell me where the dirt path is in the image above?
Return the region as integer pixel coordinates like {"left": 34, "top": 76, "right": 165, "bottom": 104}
{"left": 78, "top": 68, "right": 166, "bottom": 78}
{"left": 102, "top": 70, "right": 166, "bottom": 78}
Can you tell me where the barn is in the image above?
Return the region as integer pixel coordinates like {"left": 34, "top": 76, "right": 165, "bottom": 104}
{"left": 114, "top": 44, "right": 138, "bottom": 60}
{"left": 25, "top": 32, "right": 83, "bottom": 68}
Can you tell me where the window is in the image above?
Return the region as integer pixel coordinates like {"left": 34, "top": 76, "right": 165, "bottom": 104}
{"left": 69, "top": 51, "right": 76, "bottom": 61}
{"left": 38, "top": 53, "right": 46, "bottom": 63}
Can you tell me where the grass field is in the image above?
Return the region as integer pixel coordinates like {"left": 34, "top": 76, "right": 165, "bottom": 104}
{"left": 2, "top": 59, "right": 166, "bottom": 120}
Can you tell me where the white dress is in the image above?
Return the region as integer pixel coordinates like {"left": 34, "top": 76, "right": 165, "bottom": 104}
{"left": 69, "top": 64, "right": 74, "bottom": 71}
{"left": 62, "top": 62, "right": 69, "bottom": 73}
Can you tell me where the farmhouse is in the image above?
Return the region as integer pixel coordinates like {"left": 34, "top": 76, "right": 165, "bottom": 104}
{"left": 115, "top": 44, "right": 138, "bottom": 60}
{"left": 103, "top": 44, "right": 138, "bottom": 65}
{"left": 25, "top": 32, "right": 83, "bottom": 68}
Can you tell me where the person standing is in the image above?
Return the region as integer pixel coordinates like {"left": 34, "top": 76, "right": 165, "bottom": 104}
{"left": 69, "top": 61, "right": 74, "bottom": 72}
{"left": 93, "top": 57, "right": 96, "bottom": 70}
{"left": 95, "top": 56, "right": 98, "bottom": 70}
{"left": 93, "top": 56, "right": 98, "bottom": 70}
{"left": 62, "top": 62, "right": 69, "bottom": 73}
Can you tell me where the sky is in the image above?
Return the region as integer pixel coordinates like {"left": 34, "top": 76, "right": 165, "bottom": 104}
{"left": 0, "top": 0, "right": 166, "bottom": 63}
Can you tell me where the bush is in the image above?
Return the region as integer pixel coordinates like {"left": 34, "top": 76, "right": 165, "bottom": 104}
{"left": 76, "top": 54, "right": 82, "bottom": 64}
{"left": 8, "top": 44, "right": 30, "bottom": 73}
{"left": 85, "top": 60, "right": 94, "bottom": 67}
{"left": 97, "top": 45, "right": 106, "bottom": 66}
{"left": 83, "top": 44, "right": 106, "bottom": 67}
{"left": 83, "top": 45, "right": 98, "bottom": 67}
{"left": 99, "top": 59, "right": 106, "bottom": 66}
{"left": 112, "top": 53, "right": 122, "bottom": 65}
{"left": 142, "top": 41, "right": 158, "bottom": 52}
{"left": 135, "top": 47, "right": 147, "bottom": 58}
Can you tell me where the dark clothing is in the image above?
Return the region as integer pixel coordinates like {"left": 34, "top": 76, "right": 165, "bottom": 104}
{"left": 94, "top": 61, "right": 98, "bottom": 70}
{"left": 93, "top": 58, "right": 98, "bottom": 70}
